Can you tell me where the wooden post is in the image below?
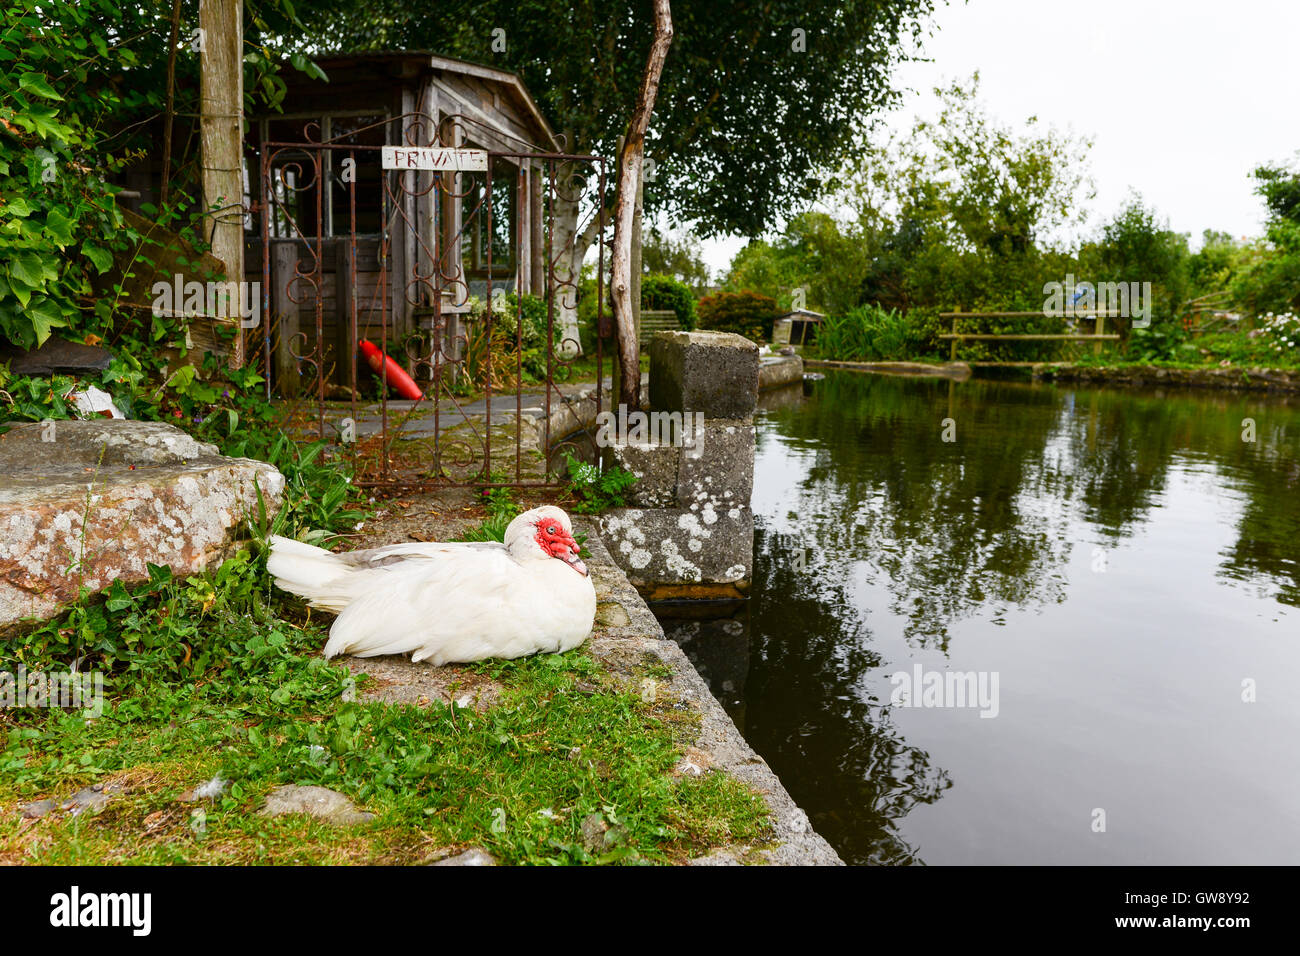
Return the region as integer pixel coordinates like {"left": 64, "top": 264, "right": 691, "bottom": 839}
{"left": 198, "top": 0, "right": 244, "bottom": 368}
{"left": 610, "top": 307, "right": 641, "bottom": 413}
{"left": 950, "top": 308, "right": 960, "bottom": 361}
{"left": 517, "top": 164, "right": 532, "bottom": 295}
{"left": 392, "top": 97, "right": 415, "bottom": 348}
{"left": 1094, "top": 312, "right": 1105, "bottom": 357}
{"left": 336, "top": 241, "right": 357, "bottom": 395}
{"left": 273, "top": 242, "right": 299, "bottom": 398}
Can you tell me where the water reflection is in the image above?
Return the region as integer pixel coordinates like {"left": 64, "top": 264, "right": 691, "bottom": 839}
{"left": 661, "top": 372, "right": 1300, "bottom": 864}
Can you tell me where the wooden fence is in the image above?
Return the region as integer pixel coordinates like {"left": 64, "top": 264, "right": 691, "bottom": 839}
{"left": 939, "top": 309, "right": 1122, "bottom": 365}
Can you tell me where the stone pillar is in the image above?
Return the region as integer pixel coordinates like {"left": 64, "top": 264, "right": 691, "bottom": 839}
{"left": 599, "top": 331, "right": 759, "bottom": 601}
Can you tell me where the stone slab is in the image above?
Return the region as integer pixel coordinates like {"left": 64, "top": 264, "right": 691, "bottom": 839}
{"left": 649, "top": 331, "right": 759, "bottom": 420}
{"left": 601, "top": 439, "right": 680, "bottom": 508}
{"left": 597, "top": 506, "right": 753, "bottom": 598}
{"left": 758, "top": 354, "right": 804, "bottom": 390}
{"left": 677, "top": 419, "right": 754, "bottom": 509}
{"left": 0, "top": 420, "right": 284, "bottom": 630}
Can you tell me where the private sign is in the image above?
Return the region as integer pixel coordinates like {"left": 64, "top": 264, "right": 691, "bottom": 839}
{"left": 381, "top": 147, "right": 488, "bottom": 171}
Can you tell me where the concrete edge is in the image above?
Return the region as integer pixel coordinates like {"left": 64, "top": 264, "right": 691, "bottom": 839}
{"left": 578, "top": 519, "right": 843, "bottom": 866}
{"left": 1036, "top": 363, "right": 1300, "bottom": 393}
{"left": 758, "top": 355, "right": 804, "bottom": 390}
{"left": 804, "top": 358, "right": 973, "bottom": 380}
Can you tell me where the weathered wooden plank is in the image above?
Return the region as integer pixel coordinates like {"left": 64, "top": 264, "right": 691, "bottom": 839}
{"left": 434, "top": 76, "right": 537, "bottom": 151}
{"left": 336, "top": 241, "right": 357, "bottom": 392}
{"left": 938, "top": 334, "right": 1121, "bottom": 341}
{"left": 530, "top": 161, "right": 544, "bottom": 298}
{"left": 272, "top": 242, "right": 300, "bottom": 398}
{"left": 517, "top": 163, "right": 532, "bottom": 294}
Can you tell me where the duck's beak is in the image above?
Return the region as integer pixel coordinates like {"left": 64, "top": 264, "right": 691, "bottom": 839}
{"left": 561, "top": 534, "right": 588, "bottom": 576}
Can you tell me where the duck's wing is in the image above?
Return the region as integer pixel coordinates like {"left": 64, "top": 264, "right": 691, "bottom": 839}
{"left": 321, "top": 546, "right": 526, "bottom": 660}
{"left": 334, "top": 539, "right": 506, "bottom": 569}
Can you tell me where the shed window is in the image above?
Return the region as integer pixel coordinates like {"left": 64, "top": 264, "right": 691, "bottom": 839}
{"left": 459, "top": 159, "right": 516, "bottom": 278}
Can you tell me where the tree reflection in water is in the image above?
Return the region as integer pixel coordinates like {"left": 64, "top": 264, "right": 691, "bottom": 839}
{"left": 661, "top": 371, "right": 1300, "bottom": 865}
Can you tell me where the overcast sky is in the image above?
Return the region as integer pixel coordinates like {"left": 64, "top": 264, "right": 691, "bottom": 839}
{"left": 692, "top": 0, "right": 1300, "bottom": 276}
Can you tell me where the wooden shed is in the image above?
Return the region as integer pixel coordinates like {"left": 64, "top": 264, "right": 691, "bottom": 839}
{"left": 242, "top": 52, "right": 563, "bottom": 394}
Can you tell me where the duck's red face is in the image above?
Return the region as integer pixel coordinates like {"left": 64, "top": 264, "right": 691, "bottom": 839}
{"left": 535, "top": 519, "right": 588, "bottom": 576}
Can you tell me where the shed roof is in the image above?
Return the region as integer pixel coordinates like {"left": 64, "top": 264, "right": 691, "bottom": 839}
{"left": 281, "top": 51, "right": 560, "bottom": 153}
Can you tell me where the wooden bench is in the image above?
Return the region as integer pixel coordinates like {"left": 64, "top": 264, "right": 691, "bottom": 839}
{"left": 639, "top": 309, "right": 680, "bottom": 344}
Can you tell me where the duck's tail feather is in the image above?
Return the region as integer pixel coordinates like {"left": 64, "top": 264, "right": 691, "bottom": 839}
{"left": 267, "top": 535, "right": 353, "bottom": 612}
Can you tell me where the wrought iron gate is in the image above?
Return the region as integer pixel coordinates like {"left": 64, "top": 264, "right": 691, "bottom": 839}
{"left": 254, "top": 113, "right": 609, "bottom": 489}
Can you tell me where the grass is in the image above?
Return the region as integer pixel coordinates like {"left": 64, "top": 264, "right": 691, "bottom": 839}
{"left": 0, "top": 498, "right": 769, "bottom": 866}
{"left": 0, "top": 633, "right": 768, "bottom": 864}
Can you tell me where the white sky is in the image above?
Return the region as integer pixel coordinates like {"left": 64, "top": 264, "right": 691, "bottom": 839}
{"left": 692, "top": 0, "right": 1300, "bottom": 277}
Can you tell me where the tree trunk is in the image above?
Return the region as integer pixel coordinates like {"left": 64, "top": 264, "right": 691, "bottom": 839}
{"left": 198, "top": 0, "right": 245, "bottom": 368}
{"left": 611, "top": 0, "right": 672, "bottom": 412}
{"left": 547, "top": 175, "right": 612, "bottom": 358}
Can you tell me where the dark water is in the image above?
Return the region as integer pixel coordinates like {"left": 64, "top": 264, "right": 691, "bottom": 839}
{"left": 661, "top": 371, "right": 1300, "bottom": 865}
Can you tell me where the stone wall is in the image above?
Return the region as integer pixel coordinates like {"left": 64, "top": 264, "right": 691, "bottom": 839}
{"left": 599, "top": 332, "right": 759, "bottom": 601}
{"left": 1037, "top": 363, "right": 1300, "bottom": 393}
{"left": 578, "top": 523, "right": 841, "bottom": 864}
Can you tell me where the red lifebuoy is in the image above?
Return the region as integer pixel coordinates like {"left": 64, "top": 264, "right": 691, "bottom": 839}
{"left": 358, "top": 340, "right": 423, "bottom": 400}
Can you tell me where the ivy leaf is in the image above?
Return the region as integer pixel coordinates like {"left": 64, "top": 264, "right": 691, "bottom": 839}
{"left": 7, "top": 276, "right": 31, "bottom": 307}
{"left": 29, "top": 297, "right": 67, "bottom": 346}
{"left": 9, "top": 252, "right": 45, "bottom": 289}
{"left": 15, "top": 104, "right": 64, "bottom": 139}
{"left": 18, "top": 73, "right": 62, "bottom": 101}
{"left": 5, "top": 196, "right": 33, "bottom": 218}
{"left": 82, "top": 242, "right": 113, "bottom": 274}
{"left": 43, "top": 207, "right": 75, "bottom": 246}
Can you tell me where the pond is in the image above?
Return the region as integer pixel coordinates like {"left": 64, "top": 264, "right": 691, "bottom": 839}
{"left": 660, "top": 370, "right": 1300, "bottom": 865}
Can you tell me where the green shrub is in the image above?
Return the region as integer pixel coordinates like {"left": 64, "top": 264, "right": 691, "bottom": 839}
{"left": 575, "top": 272, "right": 605, "bottom": 355}
{"left": 471, "top": 292, "right": 548, "bottom": 347}
{"left": 696, "top": 289, "right": 779, "bottom": 343}
{"left": 0, "top": 2, "right": 139, "bottom": 349}
{"left": 563, "top": 452, "right": 637, "bottom": 513}
{"left": 1257, "top": 311, "right": 1300, "bottom": 363}
{"left": 1125, "top": 324, "right": 1197, "bottom": 363}
{"left": 817, "top": 304, "right": 917, "bottom": 361}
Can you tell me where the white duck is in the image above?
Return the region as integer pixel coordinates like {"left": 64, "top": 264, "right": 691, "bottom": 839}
{"left": 267, "top": 506, "right": 596, "bottom": 665}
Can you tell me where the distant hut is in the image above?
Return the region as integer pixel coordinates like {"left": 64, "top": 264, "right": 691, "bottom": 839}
{"left": 772, "top": 309, "right": 824, "bottom": 347}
